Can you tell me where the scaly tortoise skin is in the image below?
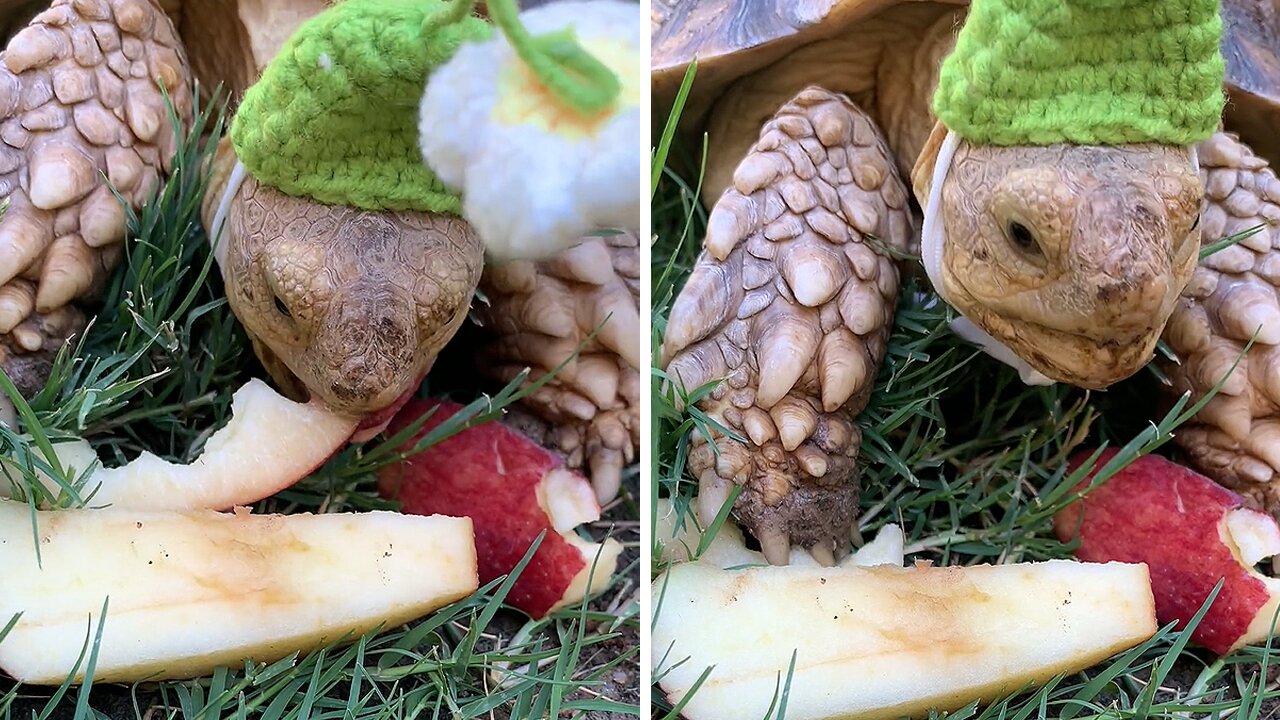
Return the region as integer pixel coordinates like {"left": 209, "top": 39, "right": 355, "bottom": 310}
{"left": 0, "top": 0, "right": 323, "bottom": 397}
{"left": 203, "top": 154, "right": 641, "bottom": 503}
{"left": 0, "top": 0, "right": 191, "bottom": 397}
{"left": 196, "top": 11, "right": 639, "bottom": 500}
{"left": 477, "top": 230, "right": 642, "bottom": 503}
{"left": 655, "top": 0, "right": 1280, "bottom": 564}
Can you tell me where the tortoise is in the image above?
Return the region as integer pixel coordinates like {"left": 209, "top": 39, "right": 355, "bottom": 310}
{"left": 653, "top": 0, "right": 1280, "bottom": 564}
{"left": 0, "top": 0, "right": 640, "bottom": 503}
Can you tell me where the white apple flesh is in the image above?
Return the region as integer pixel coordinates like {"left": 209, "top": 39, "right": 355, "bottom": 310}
{"left": 654, "top": 498, "right": 903, "bottom": 569}
{"left": 4, "top": 379, "right": 358, "bottom": 510}
{"left": 1221, "top": 507, "right": 1280, "bottom": 649}
{"left": 539, "top": 468, "right": 625, "bottom": 614}
{"left": 653, "top": 559, "right": 1156, "bottom": 720}
{"left": 0, "top": 501, "right": 477, "bottom": 684}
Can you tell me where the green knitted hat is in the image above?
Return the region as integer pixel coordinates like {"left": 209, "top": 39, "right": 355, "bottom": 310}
{"left": 229, "top": 0, "right": 491, "bottom": 214}
{"left": 932, "top": 0, "right": 1226, "bottom": 147}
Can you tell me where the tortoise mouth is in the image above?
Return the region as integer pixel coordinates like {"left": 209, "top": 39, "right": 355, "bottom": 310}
{"left": 349, "top": 382, "right": 422, "bottom": 443}
{"left": 945, "top": 262, "right": 1172, "bottom": 390}
{"left": 982, "top": 315, "right": 1158, "bottom": 390}
{"left": 313, "top": 376, "right": 421, "bottom": 418}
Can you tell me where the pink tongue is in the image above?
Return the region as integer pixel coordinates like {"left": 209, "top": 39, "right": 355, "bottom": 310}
{"left": 350, "top": 386, "right": 418, "bottom": 443}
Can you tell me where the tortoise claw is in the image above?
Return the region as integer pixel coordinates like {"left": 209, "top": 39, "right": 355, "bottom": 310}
{"left": 662, "top": 87, "right": 912, "bottom": 568}
{"left": 696, "top": 469, "right": 732, "bottom": 528}
{"left": 475, "top": 233, "right": 641, "bottom": 505}
{"left": 758, "top": 528, "right": 791, "bottom": 567}
{"left": 1165, "top": 131, "right": 1280, "bottom": 514}
{"left": 808, "top": 539, "right": 836, "bottom": 568}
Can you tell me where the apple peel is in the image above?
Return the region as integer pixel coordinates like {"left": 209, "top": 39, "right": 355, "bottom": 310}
{"left": 2, "top": 379, "right": 359, "bottom": 511}
{"left": 0, "top": 500, "right": 477, "bottom": 684}
{"left": 377, "top": 399, "right": 621, "bottom": 619}
{"left": 1054, "top": 449, "right": 1280, "bottom": 656}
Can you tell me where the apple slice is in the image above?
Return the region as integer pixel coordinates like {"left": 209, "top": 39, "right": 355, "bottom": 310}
{"left": 655, "top": 497, "right": 759, "bottom": 568}
{"left": 653, "top": 559, "right": 1155, "bottom": 720}
{"left": 655, "top": 498, "right": 904, "bottom": 569}
{"left": 1054, "top": 449, "right": 1280, "bottom": 655}
{"left": 0, "top": 500, "right": 477, "bottom": 684}
{"left": 377, "top": 399, "right": 622, "bottom": 619}
{"left": 3, "top": 379, "right": 359, "bottom": 511}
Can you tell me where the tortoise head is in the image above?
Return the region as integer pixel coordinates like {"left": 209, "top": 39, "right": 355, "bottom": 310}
{"left": 916, "top": 130, "right": 1204, "bottom": 389}
{"left": 222, "top": 176, "right": 483, "bottom": 415}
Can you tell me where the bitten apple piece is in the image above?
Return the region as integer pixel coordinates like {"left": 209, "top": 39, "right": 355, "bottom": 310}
{"left": 653, "top": 560, "right": 1156, "bottom": 720}
{"left": 377, "top": 399, "right": 622, "bottom": 619}
{"left": 1055, "top": 449, "right": 1280, "bottom": 655}
{"left": 655, "top": 498, "right": 903, "bottom": 569}
{"left": 0, "top": 501, "right": 477, "bottom": 684}
{"left": 4, "top": 379, "right": 359, "bottom": 510}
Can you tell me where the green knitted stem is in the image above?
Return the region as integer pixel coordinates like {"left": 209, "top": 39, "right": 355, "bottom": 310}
{"left": 230, "top": 0, "right": 491, "bottom": 213}
{"left": 421, "top": 0, "right": 477, "bottom": 34}
{"left": 424, "top": 0, "right": 621, "bottom": 115}
{"left": 932, "top": 0, "right": 1226, "bottom": 146}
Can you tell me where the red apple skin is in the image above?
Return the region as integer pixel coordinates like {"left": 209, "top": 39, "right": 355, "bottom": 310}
{"left": 377, "top": 399, "right": 592, "bottom": 619}
{"left": 1055, "top": 449, "right": 1270, "bottom": 656}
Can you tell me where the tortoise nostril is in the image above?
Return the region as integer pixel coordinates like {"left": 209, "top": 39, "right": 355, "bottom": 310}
{"left": 331, "top": 365, "right": 373, "bottom": 402}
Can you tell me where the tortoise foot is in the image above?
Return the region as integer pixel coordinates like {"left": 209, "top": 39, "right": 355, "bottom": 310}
{"left": 689, "top": 418, "right": 862, "bottom": 567}
{"left": 0, "top": 304, "right": 86, "bottom": 423}
{"left": 0, "top": 0, "right": 191, "bottom": 331}
{"left": 477, "top": 232, "right": 641, "bottom": 504}
{"left": 549, "top": 404, "right": 637, "bottom": 505}
{"left": 1163, "top": 131, "right": 1280, "bottom": 512}
{"left": 662, "top": 87, "right": 914, "bottom": 565}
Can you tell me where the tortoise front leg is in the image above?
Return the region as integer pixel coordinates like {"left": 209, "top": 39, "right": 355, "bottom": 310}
{"left": 662, "top": 86, "right": 914, "bottom": 566}
{"left": 475, "top": 232, "right": 641, "bottom": 505}
{"left": 1162, "top": 132, "right": 1280, "bottom": 510}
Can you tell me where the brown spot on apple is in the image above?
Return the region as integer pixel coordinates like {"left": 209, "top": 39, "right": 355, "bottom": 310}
{"left": 652, "top": 558, "right": 1156, "bottom": 720}
{"left": 0, "top": 502, "right": 477, "bottom": 684}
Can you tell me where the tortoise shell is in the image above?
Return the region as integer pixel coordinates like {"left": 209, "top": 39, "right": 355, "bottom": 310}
{"left": 1221, "top": 0, "right": 1280, "bottom": 161}
{"left": 652, "top": 0, "right": 956, "bottom": 111}
{"left": 653, "top": 0, "right": 1280, "bottom": 163}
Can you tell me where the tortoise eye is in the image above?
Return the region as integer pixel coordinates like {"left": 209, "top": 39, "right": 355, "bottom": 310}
{"left": 1007, "top": 221, "right": 1041, "bottom": 255}
{"left": 273, "top": 294, "right": 292, "bottom": 318}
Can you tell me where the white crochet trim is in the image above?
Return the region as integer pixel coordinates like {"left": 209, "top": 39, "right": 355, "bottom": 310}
{"left": 209, "top": 160, "right": 249, "bottom": 271}
{"left": 920, "top": 132, "right": 1203, "bottom": 387}
{"left": 920, "top": 131, "right": 1055, "bottom": 386}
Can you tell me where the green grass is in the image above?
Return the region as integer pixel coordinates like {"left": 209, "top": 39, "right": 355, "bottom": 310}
{"left": 650, "top": 64, "right": 1280, "bottom": 719}
{"left": 0, "top": 87, "right": 639, "bottom": 720}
